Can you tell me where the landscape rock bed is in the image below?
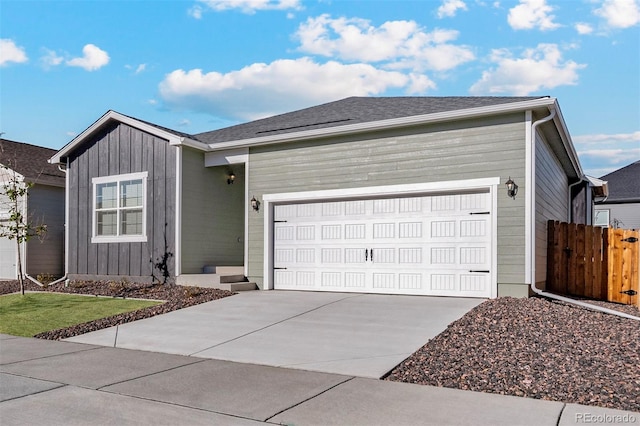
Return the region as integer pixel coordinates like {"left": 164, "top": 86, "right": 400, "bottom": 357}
{"left": 0, "top": 280, "right": 235, "bottom": 340}
{"left": 385, "top": 296, "right": 640, "bottom": 413}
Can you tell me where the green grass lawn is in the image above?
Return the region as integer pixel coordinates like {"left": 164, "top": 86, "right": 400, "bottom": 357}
{"left": 0, "top": 293, "right": 162, "bottom": 337}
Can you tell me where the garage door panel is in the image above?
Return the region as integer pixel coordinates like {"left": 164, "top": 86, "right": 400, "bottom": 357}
{"left": 273, "top": 191, "right": 492, "bottom": 297}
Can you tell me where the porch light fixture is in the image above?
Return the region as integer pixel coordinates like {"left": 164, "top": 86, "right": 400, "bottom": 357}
{"left": 505, "top": 177, "right": 518, "bottom": 199}
{"left": 250, "top": 196, "right": 260, "bottom": 212}
{"left": 227, "top": 172, "right": 236, "bottom": 185}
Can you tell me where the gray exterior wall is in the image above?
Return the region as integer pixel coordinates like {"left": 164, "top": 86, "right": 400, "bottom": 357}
{"left": 594, "top": 203, "right": 640, "bottom": 229}
{"left": 67, "top": 122, "right": 176, "bottom": 282}
{"left": 534, "top": 133, "right": 569, "bottom": 288}
{"left": 26, "top": 184, "right": 65, "bottom": 277}
{"left": 246, "top": 113, "right": 529, "bottom": 295}
{"left": 181, "top": 147, "right": 245, "bottom": 273}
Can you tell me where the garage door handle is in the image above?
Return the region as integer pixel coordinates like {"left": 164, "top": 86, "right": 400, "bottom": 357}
{"left": 469, "top": 270, "right": 490, "bottom": 273}
{"left": 274, "top": 267, "right": 287, "bottom": 270}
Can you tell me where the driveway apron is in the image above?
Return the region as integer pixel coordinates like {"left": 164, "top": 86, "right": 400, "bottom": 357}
{"left": 65, "top": 291, "right": 483, "bottom": 378}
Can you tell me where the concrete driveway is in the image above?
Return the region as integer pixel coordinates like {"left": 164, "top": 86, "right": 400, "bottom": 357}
{"left": 66, "top": 291, "right": 483, "bottom": 378}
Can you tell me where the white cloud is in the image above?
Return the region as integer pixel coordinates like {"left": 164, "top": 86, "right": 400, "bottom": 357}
{"left": 508, "top": 0, "right": 561, "bottom": 31}
{"left": 0, "top": 39, "right": 28, "bottom": 66}
{"left": 469, "top": 43, "right": 586, "bottom": 95}
{"left": 575, "top": 22, "right": 594, "bottom": 34}
{"left": 573, "top": 131, "right": 640, "bottom": 144}
{"left": 40, "top": 48, "right": 63, "bottom": 69}
{"left": 192, "top": 0, "right": 301, "bottom": 15}
{"left": 295, "top": 15, "right": 475, "bottom": 72}
{"left": 188, "top": 5, "right": 204, "bottom": 18}
{"left": 574, "top": 131, "right": 640, "bottom": 177}
{"left": 158, "top": 58, "right": 434, "bottom": 121}
{"left": 437, "top": 0, "right": 468, "bottom": 18}
{"left": 594, "top": 0, "right": 640, "bottom": 28}
{"left": 66, "top": 44, "right": 110, "bottom": 71}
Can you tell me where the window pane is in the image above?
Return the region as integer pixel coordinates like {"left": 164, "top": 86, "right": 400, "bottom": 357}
{"left": 594, "top": 210, "right": 609, "bottom": 227}
{"left": 120, "top": 209, "right": 143, "bottom": 235}
{"left": 120, "top": 179, "right": 143, "bottom": 208}
{"left": 97, "top": 211, "right": 117, "bottom": 236}
{"left": 96, "top": 182, "right": 117, "bottom": 209}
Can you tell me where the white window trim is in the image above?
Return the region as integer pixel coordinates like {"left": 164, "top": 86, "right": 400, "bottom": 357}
{"left": 594, "top": 209, "right": 610, "bottom": 228}
{"left": 91, "top": 171, "right": 148, "bottom": 243}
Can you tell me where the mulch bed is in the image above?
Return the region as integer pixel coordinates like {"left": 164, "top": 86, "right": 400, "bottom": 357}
{"left": 0, "top": 280, "right": 235, "bottom": 340}
{"left": 385, "top": 296, "right": 640, "bottom": 413}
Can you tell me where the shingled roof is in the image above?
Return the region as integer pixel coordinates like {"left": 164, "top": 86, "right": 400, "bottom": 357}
{"left": 0, "top": 138, "right": 66, "bottom": 187}
{"left": 194, "top": 96, "right": 547, "bottom": 144}
{"left": 598, "top": 160, "right": 640, "bottom": 203}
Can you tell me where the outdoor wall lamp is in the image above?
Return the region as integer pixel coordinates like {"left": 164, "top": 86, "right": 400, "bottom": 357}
{"left": 250, "top": 196, "right": 260, "bottom": 212}
{"left": 505, "top": 177, "right": 518, "bottom": 199}
{"left": 227, "top": 172, "right": 236, "bottom": 185}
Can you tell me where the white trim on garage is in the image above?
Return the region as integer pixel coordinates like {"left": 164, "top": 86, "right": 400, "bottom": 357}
{"left": 263, "top": 177, "right": 499, "bottom": 297}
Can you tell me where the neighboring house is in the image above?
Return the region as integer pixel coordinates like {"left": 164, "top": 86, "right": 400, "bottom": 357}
{"left": 594, "top": 160, "right": 640, "bottom": 229}
{"left": 0, "top": 139, "right": 66, "bottom": 280}
{"left": 49, "top": 96, "right": 595, "bottom": 298}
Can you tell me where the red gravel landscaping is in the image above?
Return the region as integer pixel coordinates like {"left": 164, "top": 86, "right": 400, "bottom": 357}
{"left": 385, "top": 297, "right": 640, "bottom": 413}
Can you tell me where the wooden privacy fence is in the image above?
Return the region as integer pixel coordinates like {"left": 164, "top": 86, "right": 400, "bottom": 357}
{"left": 547, "top": 221, "right": 639, "bottom": 307}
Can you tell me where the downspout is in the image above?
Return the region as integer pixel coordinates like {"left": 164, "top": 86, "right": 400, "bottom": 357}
{"left": 527, "top": 108, "right": 639, "bottom": 321}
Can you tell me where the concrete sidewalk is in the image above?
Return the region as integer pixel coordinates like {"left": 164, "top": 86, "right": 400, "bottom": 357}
{"left": 2, "top": 335, "right": 638, "bottom": 425}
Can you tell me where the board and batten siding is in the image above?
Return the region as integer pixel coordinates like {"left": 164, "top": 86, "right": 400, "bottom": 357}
{"left": 180, "top": 147, "right": 245, "bottom": 273}
{"left": 247, "top": 113, "right": 529, "bottom": 294}
{"left": 26, "top": 185, "right": 65, "bottom": 277}
{"left": 534, "top": 133, "right": 569, "bottom": 288}
{"left": 67, "top": 122, "right": 176, "bottom": 282}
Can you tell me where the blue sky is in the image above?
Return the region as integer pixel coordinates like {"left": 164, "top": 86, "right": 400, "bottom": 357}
{"left": 1, "top": 0, "right": 639, "bottom": 177}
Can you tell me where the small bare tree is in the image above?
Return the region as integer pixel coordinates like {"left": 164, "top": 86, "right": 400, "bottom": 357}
{"left": 0, "top": 163, "right": 47, "bottom": 295}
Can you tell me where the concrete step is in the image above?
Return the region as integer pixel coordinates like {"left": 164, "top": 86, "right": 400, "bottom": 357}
{"left": 216, "top": 282, "right": 258, "bottom": 292}
{"left": 177, "top": 274, "right": 256, "bottom": 291}
{"left": 207, "top": 266, "right": 244, "bottom": 275}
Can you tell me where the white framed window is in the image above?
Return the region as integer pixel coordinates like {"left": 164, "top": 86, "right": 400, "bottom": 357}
{"left": 92, "top": 172, "right": 148, "bottom": 243}
{"left": 594, "top": 209, "right": 609, "bottom": 228}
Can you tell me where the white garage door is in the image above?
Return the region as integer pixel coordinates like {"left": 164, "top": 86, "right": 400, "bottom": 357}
{"left": 273, "top": 191, "right": 493, "bottom": 297}
{"left": 0, "top": 233, "right": 17, "bottom": 279}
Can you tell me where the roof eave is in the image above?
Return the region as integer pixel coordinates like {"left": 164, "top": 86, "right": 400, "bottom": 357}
{"left": 206, "top": 97, "right": 558, "bottom": 151}
{"left": 549, "top": 99, "right": 583, "bottom": 179}
{"left": 49, "top": 110, "right": 206, "bottom": 164}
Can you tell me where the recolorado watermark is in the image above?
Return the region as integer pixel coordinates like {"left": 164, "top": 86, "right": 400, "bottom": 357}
{"left": 575, "top": 412, "right": 637, "bottom": 424}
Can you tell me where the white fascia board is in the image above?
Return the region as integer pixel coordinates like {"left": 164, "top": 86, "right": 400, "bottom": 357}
{"left": 208, "top": 98, "right": 557, "bottom": 152}
{"left": 549, "top": 100, "right": 584, "bottom": 178}
{"left": 48, "top": 110, "right": 205, "bottom": 164}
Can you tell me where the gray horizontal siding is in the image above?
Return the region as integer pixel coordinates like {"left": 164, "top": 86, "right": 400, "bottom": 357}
{"left": 247, "top": 113, "right": 528, "bottom": 289}
{"left": 535, "top": 134, "right": 569, "bottom": 287}
{"left": 595, "top": 203, "right": 640, "bottom": 229}
{"left": 68, "top": 122, "right": 176, "bottom": 282}
{"left": 180, "top": 148, "right": 245, "bottom": 274}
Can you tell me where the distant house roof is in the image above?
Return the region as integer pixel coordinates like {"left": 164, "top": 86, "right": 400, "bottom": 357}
{"left": 195, "top": 96, "right": 547, "bottom": 144}
{"left": 0, "top": 138, "right": 66, "bottom": 187}
{"left": 597, "top": 160, "right": 640, "bottom": 204}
